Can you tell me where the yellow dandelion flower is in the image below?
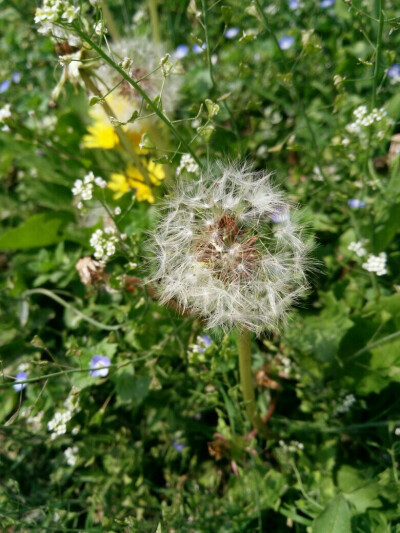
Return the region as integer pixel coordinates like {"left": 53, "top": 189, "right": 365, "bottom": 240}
{"left": 83, "top": 92, "right": 143, "bottom": 150}
{"left": 108, "top": 161, "right": 165, "bottom": 203}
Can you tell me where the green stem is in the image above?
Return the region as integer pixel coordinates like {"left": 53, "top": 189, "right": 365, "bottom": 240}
{"left": 23, "top": 289, "right": 123, "bottom": 331}
{"left": 147, "top": 0, "right": 161, "bottom": 43}
{"left": 365, "top": 0, "right": 385, "bottom": 180}
{"left": 101, "top": 1, "right": 121, "bottom": 42}
{"left": 75, "top": 27, "right": 202, "bottom": 168}
{"left": 237, "top": 327, "right": 268, "bottom": 437}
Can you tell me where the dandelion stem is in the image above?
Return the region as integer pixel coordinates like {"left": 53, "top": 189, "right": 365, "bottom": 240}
{"left": 74, "top": 28, "right": 202, "bottom": 168}
{"left": 147, "top": 0, "right": 162, "bottom": 44}
{"left": 237, "top": 327, "right": 268, "bottom": 438}
{"left": 101, "top": 1, "right": 121, "bottom": 42}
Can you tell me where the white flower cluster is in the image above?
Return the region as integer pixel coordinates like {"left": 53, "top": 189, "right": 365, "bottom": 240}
{"left": 278, "top": 439, "right": 304, "bottom": 453}
{"left": 35, "top": 0, "right": 81, "bottom": 44}
{"left": 72, "top": 171, "right": 106, "bottom": 209}
{"left": 334, "top": 394, "right": 356, "bottom": 415}
{"left": 395, "top": 427, "right": 400, "bottom": 436}
{"left": 348, "top": 240, "right": 367, "bottom": 257}
{"left": 47, "top": 389, "right": 80, "bottom": 440}
{"left": 90, "top": 226, "right": 119, "bottom": 262}
{"left": 176, "top": 154, "right": 200, "bottom": 176}
{"left": 0, "top": 104, "right": 12, "bottom": 122}
{"left": 345, "top": 105, "right": 393, "bottom": 142}
{"left": 64, "top": 446, "right": 79, "bottom": 466}
{"left": 362, "top": 252, "right": 387, "bottom": 276}
{"left": 149, "top": 162, "right": 311, "bottom": 335}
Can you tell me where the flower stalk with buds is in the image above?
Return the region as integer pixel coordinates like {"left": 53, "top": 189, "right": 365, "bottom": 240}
{"left": 149, "top": 162, "right": 312, "bottom": 435}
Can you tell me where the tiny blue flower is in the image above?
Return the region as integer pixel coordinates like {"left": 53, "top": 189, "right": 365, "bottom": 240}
{"left": 279, "top": 36, "right": 294, "bottom": 50}
{"left": 320, "top": 0, "right": 335, "bottom": 6}
{"left": 224, "top": 27, "right": 239, "bottom": 39}
{"left": 289, "top": 0, "right": 300, "bottom": 9}
{"left": 0, "top": 79, "right": 11, "bottom": 93}
{"left": 12, "top": 71, "right": 21, "bottom": 83}
{"left": 13, "top": 371, "right": 28, "bottom": 392}
{"left": 348, "top": 199, "right": 366, "bottom": 209}
{"left": 193, "top": 43, "right": 207, "bottom": 54}
{"left": 388, "top": 64, "right": 400, "bottom": 81}
{"left": 173, "top": 442, "right": 185, "bottom": 452}
{"left": 197, "top": 335, "right": 212, "bottom": 353}
{"left": 271, "top": 207, "right": 289, "bottom": 223}
{"left": 173, "top": 44, "right": 189, "bottom": 59}
{"left": 89, "top": 355, "right": 111, "bottom": 378}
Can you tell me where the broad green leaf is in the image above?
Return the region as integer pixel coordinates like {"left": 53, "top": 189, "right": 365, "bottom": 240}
{"left": 337, "top": 466, "right": 382, "bottom": 513}
{"left": 312, "top": 496, "right": 351, "bottom": 533}
{"left": 0, "top": 212, "right": 74, "bottom": 249}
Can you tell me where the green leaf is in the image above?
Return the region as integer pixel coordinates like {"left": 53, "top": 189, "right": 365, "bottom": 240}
{"left": 312, "top": 496, "right": 351, "bottom": 533}
{"left": 115, "top": 372, "right": 151, "bottom": 404}
{"left": 0, "top": 212, "right": 74, "bottom": 250}
{"left": 337, "top": 466, "right": 382, "bottom": 513}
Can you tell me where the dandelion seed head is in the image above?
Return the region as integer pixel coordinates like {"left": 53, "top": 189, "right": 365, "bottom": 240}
{"left": 149, "top": 162, "right": 312, "bottom": 335}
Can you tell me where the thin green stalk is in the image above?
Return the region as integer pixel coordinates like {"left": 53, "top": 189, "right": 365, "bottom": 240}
{"left": 147, "top": 0, "right": 161, "bottom": 43}
{"left": 365, "top": 0, "right": 385, "bottom": 180}
{"left": 74, "top": 27, "right": 202, "bottom": 168}
{"left": 101, "top": 1, "right": 121, "bottom": 41}
{"left": 237, "top": 327, "right": 268, "bottom": 437}
{"left": 23, "top": 289, "right": 123, "bottom": 330}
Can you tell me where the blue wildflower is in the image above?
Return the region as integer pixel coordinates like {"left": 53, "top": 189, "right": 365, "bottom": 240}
{"left": 173, "top": 44, "right": 189, "bottom": 59}
{"left": 193, "top": 43, "right": 207, "bottom": 54}
{"left": 0, "top": 79, "right": 11, "bottom": 93}
{"left": 388, "top": 64, "right": 400, "bottom": 82}
{"left": 279, "top": 36, "right": 294, "bottom": 50}
{"left": 289, "top": 0, "right": 301, "bottom": 8}
{"left": 320, "top": 0, "right": 335, "bottom": 6}
{"left": 348, "top": 199, "right": 366, "bottom": 209}
{"left": 173, "top": 442, "right": 185, "bottom": 452}
{"left": 89, "top": 355, "right": 111, "bottom": 378}
{"left": 12, "top": 72, "right": 21, "bottom": 83}
{"left": 224, "top": 27, "right": 239, "bottom": 39}
{"left": 13, "top": 371, "right": 28, "bottom": 392}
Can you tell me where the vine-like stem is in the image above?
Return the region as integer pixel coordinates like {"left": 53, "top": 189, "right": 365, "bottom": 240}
{"left": 74, "top": 28, "right": 202, "bottom": 168}
{"left": 237, "top": 327, "right": 268, "bottom": 438}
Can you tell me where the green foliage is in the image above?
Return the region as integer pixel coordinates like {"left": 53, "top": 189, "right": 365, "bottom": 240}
{"left": 1, "top": 0, "right": 400, "bottom": 531}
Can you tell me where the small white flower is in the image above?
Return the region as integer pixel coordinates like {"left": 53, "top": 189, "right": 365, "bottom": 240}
{"left": 64, "top": 446, "right": 79, "bottom": 466}
{"left": 149, "top": 161, "right": 312, "bottom": 335}
{"left": 94, "top": 21, "right": 106, "bottom": 35}
{"left": 114, "top": 207, "right": 122, "bottom": 215}
{"left": 348, "top": 241, "right": 367, "bottom": 257}
{"left": 94, "top": 176, "right": 107, "bottom": 188}
{"left": 362, "top": 252, "right": 387, "bottom": 276}
{"left": 89, "top": 227, "right": 119, "bottom": 263}
{"left": 0, "top": 104, "right": 11, "bottom": 121}
{"left": 177, "top": 153, "right": 200, "bottom": 176}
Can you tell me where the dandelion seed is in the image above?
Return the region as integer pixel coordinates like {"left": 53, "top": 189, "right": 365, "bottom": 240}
{"left": 149, "top": 161, "right": 312, "bottom": 335}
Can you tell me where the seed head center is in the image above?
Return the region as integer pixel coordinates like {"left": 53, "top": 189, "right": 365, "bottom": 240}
{"left": 195, "top": 214, "right": 260, "bottom": 282}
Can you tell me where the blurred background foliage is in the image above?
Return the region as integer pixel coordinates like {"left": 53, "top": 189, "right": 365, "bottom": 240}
{"left": 1, "top": 0, "right": 400, "bottom": 531}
